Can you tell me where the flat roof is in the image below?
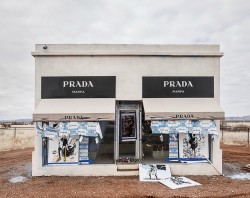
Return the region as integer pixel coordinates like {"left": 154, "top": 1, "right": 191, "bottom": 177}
{"left": 32, "top": 44, "right": 223, "bottom": 57}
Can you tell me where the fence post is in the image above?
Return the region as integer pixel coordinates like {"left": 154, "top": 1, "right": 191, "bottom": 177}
{"left": 248, "top": 128, "right": 249, "bottom": 147}
{"left": 14, "top": 127, "right": 16, "bottom": 139}
{"left": 222, "top": 128, "right": 224, "bottom": 143}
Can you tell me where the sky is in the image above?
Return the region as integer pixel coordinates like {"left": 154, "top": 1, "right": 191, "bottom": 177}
{"left": 0, "top": 0, "right": 250, "bottom": 120}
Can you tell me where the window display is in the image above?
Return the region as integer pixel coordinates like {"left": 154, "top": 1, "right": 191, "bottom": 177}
{"left": 150, "top": 120, "right": 216, "bottom": 161}
{"left": 36, "top": 121, "right": 104, "bottom": 165}
{"left": 48, "top": 135, "right": 79, "bottom": 164}
{"left": 179, "top": 133, "right": 209, "bottom": 159}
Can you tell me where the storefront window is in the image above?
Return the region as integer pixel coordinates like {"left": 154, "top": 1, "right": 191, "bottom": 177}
{"left": 37, "top": 121, "right": 115, "bottom": 166}
{"left": 42, "top": 137, "right": 48, "bottom": 166}
{"left": 179, "top": 133, "right": 209, "bottom": 159}
{"left": 89, "top": 122, "right": 114, "bottom": 164}
{"left": 142, "top": 120, "right": 216, "bottom": 163}
{"left": 142, "top": 122, "right": 169, "bottom": 163}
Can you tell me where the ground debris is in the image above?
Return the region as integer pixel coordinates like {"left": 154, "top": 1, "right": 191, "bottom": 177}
{"left": 9, "top": 176, "right": 27, "bottom": 183}
{"left": 0, "top": 146, "right": 250, "bottom": 197}
{"left": 242, "top": 164, "right": 250, "bottom": 172}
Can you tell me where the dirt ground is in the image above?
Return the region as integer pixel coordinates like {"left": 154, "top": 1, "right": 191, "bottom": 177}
{"left": 0, "top": 145, "right": 250, "bottom": 198}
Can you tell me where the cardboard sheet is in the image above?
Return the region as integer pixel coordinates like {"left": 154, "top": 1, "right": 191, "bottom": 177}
{"left": 139, "top": 164, "right": 171, "bottom": 182}
{"left": 160, "top": 176, "right": 201, "bottom": 189}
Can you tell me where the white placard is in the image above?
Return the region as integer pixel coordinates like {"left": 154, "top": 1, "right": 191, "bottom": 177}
{"left": 208, "top": 127, "right": 218, "bottom": 135}
{"left": 185, "top": 120, "right": 193, "bottom": 128}
{"left": 139, "top": 164, "right": 171, "bottom": 182}
{"left": 59, "top": 131, "right": 69, "bottom": 137}
{"left": 68, "top": 122, "right": 79, "bottom": 130}
{"left": 200, "top": 120, "right": 212, "bottom": 128}
{"left": 192, "top": 127, "right": 202, "bottom": 134}
{"left": 96, "top": 123, "right": 103, "bottom": 139}
{"left": 159, "top": 127, "right": 169, "bottom": 134}
{"left": 151, "top": 121, "right": 160, "bottom": 127}
{"left": 45, "top": 132, "right": 57, "bottom": 138}
{"left": 177, "top": 127, "right": 187, "bottom": 133}
{"left": 168, "top": 121, "right": 179, "bottom": 127}
{"left": 77, "top": 129, "right": 88, "bottom": 136}
{"left": 160, "top": 176, "right": 201, "bottom": 189}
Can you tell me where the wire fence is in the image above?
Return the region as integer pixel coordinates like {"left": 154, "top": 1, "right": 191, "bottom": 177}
{"left": 0, "top": 126, "right": 35, "bottom": 151}
{"left": 0, "top": 127, "right": 34, "bottom": 138}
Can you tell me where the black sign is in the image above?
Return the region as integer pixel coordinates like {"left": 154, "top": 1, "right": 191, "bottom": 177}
{"left": 142, "top": 76, "right": 214, "bottom": 98}
{"left": 41, "top": 76, "right": 116, "bottom": 98}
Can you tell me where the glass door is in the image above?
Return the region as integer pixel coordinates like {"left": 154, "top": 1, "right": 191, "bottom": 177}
{"left": 120, "top": 111, "right": 137, "bottom": 141}
{"left": 118, "top": 111, "right": 137, "bottom": 161}
{"left": 115, "top": 101, "right": 142, "bottom": 163}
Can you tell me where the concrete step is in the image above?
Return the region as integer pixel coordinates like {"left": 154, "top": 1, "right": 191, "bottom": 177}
{"left": 117, "top": 163, "right": 139, "bottom": 171}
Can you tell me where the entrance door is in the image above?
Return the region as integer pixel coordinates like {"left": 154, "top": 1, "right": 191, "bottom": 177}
{"left": 115, "top": 101, "right": 142, "bottom": 162}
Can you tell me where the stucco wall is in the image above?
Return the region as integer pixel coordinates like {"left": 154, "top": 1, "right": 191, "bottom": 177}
{"left": 0, "top": 125, "right": 34, "bottom": 151}
{"left": 33, "top": 44, "right": 222, "bottom": 106}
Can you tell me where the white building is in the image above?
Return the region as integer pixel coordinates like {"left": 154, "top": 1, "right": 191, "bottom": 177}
{"left": 32, "top": 44, "right": 224, "bottom": 176}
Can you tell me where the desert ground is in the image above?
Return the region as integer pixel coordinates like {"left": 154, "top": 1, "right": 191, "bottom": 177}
{"left": 0, "top": 144, "right": 249, "bottom": 198}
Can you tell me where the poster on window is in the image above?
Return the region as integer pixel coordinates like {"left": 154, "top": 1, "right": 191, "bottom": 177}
{"left": 48, "top": 135, "right": 79, "bottom": 164}
{"left": 179, "top": 133, "right": 208, "bottom": 159}
{"left": 168, "top": 133, "right": 179, "bottom": 159}
{"left": 79, "top": 137, "right": 90, "bottom": 164}
{"left": 120, "top": 112, "right": 137, "bottom": 141}
{"left": 139, "top": 164, "right": 171, "bottom": 182}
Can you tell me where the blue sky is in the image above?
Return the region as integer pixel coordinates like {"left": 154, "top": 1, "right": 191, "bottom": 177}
{"left": 0, "top": 0, "right": 250, "bottom": 119}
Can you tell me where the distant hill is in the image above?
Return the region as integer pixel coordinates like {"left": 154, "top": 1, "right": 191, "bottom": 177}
{"left": 225, "top": 115, "right": 250, "bottom": 121}
{"left": 0, "top": 119, "right": 32, "bottom": 123}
